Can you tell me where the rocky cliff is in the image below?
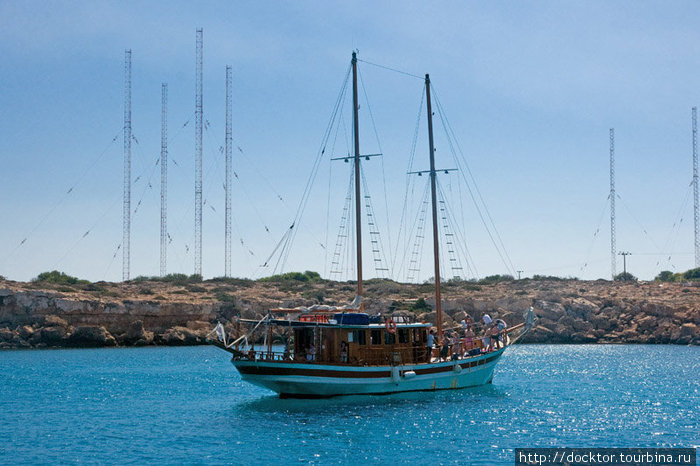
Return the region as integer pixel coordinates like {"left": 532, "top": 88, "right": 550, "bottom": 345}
{"left": 0, "top": 277, "right": 697, "bottom": 349}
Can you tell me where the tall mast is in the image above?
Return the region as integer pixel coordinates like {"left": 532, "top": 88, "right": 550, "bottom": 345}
{"left": 425, "top": 74, "right": 442, "bottom": 338}
{"left": 693, "top": 107, "right": 699, "bottom": 268}
{"left": 352, "top": 52, "right": 363, "bottom": 301}
{"left": 225, "top": 65, "right": 233, "bottom": 277}
{"left": 122, "top": 49, "right": 132, "bottom": 282}
{"left": 160, "top": 83, "right": 168, "bottom": 277}
{"left": 194, "top": 28, "right": 203, "bottom": 277}
{"left": 610, "top": 128, "right": 616, "bottom": 279}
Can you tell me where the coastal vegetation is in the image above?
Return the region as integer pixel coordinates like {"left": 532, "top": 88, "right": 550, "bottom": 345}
{"left": 614, "top": 271, "right": 638, "bottom": 282}
{"left": 32, "top": 270, "right": 90, "bottom": 286}
{"left": 655, "top": 268, "right": 700, "bottom": 283}
{"left": 1, "top": 269, "right": 697, "bottom": 349}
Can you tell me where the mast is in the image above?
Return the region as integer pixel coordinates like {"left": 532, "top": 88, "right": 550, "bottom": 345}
{"left": 425, "top": 74, "right": 442, "bottom": 338}
{"left": 352, "top": 52, "right": 363, "bottom": 302}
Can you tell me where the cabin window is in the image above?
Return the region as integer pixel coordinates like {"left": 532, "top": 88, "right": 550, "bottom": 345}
{"left": 370, "top": 329, "right": 382, "bottom": 345}
{"left": 412, "top": 328, "right": 424, "bottom": 344}
{"left": 398, "top": 328, "right": 409, "bottom": 344}
{"left": 384, "top": 332, "right": 396, "bottom": 345}
{"left": 353, "top": 330, "right": 366, "bottom": 345}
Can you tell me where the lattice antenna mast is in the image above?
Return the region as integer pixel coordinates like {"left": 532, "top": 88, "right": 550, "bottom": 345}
{"left": 610, "top": 128, "right": 616, "bottom": 279}
{"left": 693, "top": 107, "right": 699, "bottom": 268}
{"left": 225, "top": 65, "right": 232, "bottom": 277}
{"left": 160, "top": 83, "right": 168, "bottom": 277}
{"left": 122, "top": 49, "right": 132, "bottom": 282}
{"left": 194, "top": 28, "right": 203, "bottom": 276}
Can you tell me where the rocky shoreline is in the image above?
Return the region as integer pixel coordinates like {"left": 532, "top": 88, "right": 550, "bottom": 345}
{"left": 0, "top": 277, "right": 697, "bottom": 349}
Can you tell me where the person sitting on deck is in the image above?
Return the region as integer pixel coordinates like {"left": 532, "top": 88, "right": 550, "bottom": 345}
{"left": 340, "top": 341, "right": 348, "bottom": 363}
{"left": 463, "top": 326, "right": 475, "bottom": 355}
{"left": 426, "top": 329, "right": 436, "bottom": 363}
{"left": 306, "top": 344, "right": 316, "bottom": 362}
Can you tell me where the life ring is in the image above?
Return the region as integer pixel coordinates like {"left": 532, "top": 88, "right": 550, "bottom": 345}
{"left": 385, "top": 319, "right": 397, "bottom": 334}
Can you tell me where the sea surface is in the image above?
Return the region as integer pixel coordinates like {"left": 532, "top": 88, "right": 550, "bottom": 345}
{"left": 0, "top": 345, "right": 697, "bottom": 465}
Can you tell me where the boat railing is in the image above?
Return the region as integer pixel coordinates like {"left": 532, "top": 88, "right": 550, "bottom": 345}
{"left": 234, "top": 350, "right": 290, "bottom": 362}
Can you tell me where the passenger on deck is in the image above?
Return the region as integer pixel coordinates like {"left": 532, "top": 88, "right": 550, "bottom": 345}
{"left": 465, "top": 314, "right": 474, "bottom": 327}
{"left": 426, "top": 329, "right": 436, "bottom": 363}
{"left": 463, "top": 326, "right": 475, "bottom": 355}
{"left": 440, "top": 333, "right": 450, "bottom": 361}
{"left": 248, "top": 344, "right": 256, "bottom": 361}
{"left": 482, "top": 313, "right": 492, "bottom": 326}
{"left": 306, "top": 344, "right": 316, "bottom": 362}
{"left": 340, "top": 341, "right": 348, "bottom": 363}
{"left": 450, "top": 332, "right": 461, "bottom": 360}
{"left": 489, "top": 326, "right": 501, "bottom": 351}
{"left": 496, "top": 318, "right": 507, "bottom": 333}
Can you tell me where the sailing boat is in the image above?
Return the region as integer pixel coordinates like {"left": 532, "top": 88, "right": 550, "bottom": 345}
{"left": 213, "top": 52, "right": 534, "bottom": 398}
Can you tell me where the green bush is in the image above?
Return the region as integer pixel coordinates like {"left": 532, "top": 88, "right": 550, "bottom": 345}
{"left": 654, "top": 270, "right": 676, "bottom": 282}
{"left": 214, "top": 292, "right": 237, "bottom": 303}
{"left": 683, "top": 268, "right": 700, "bottom": 280}
{"left": 614, "top": 272, "right": 637, "bottom": 282}
{"left": 301, "top": 290, "right": 324, "bottom": 303}
{"left": 410, "top": 297, "right": 430, "bottom": 312}
{"left": 209, "top": 276, "right": 254, "bottom": 287}
{"left": 478, "top": 274, "right": 514, "bottom": 284}
{"left": 258, "top": 271, "right": 322, "bottom": 283}
{"left": 33, "top": 270, "right": 89, "bottom": 285}
{"left": 131, "top": 275, "right": 154, "bottom": 283}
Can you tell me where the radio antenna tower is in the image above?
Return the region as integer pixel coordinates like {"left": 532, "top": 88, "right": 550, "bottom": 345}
{"left": 225, "top": 65, "right": 232, "bottom": 277}
{"left": 693, "top": 107, "right": 699, "bottom": 268}
{"left": 609, "top": 128, "right": 616, "bottom": 279}
{"left": 122, "top": 49, "right": 132, "bottom": 282}
{"left": 160, "top": 83, "right": 168, "bottom": 277}
{"left": 194, "top": 28, "right": 203, "bottom": 276}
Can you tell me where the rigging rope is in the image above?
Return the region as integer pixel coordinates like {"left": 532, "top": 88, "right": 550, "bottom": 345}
{"left": 659, "top": 182, "right": 693, "bottom": 269}
{"left": 437, "top": 180, "right": 478, "bottom": 280}
{"left": 356, "top": 58, "right": 424, "bottom": 80}
{"left": 329, "top": 167, "right": 355, "bottom": 279}
{"left": 580, "top": 196, "right": 610, "bottom": 272}
{"left": 358, "top": 68, "right": 394, "bottom": 273}
{"left": 265, "top": 63, "right": 352, "bottom": 274}
{"left": 404, "top": 179, "right": 431, "bottom": 282}
{"left": 360, "top": 166, "right": 391, "bottom": 278}
{"left": 616, "top": 193, "right": 663, "bottom": 252}
{"left": 392, "top": 87, "right": 425, "bottom": 274}
{"left": 431, "top": 86, "right": 516, "bottom": 275}
{"left": 1, "top": 128, "right": 122, "bottom": 266}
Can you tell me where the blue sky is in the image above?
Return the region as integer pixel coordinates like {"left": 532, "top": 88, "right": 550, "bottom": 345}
{"left": 1, "top": 1, "right": 699, "bottom": 283}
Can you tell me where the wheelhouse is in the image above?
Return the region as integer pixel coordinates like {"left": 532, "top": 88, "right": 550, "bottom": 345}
{"left": 239, "top": 311, "right": 432, "bottom": 366}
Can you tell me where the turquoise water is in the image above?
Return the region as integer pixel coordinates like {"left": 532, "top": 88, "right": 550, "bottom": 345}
{"left": 0, "top": 345, "right": 697, "bottom": 464}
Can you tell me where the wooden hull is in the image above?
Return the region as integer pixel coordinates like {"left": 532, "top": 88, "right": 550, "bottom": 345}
{"left": 232, "top": 348, "right": 505, "bottom": 398}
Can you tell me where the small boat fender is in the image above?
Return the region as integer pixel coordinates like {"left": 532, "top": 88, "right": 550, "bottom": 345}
{"left": 452, "top": 363, "right": 463, "bottom": 373}
{"left": 402, "top": 370, "right": 417, "bottom": 379}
